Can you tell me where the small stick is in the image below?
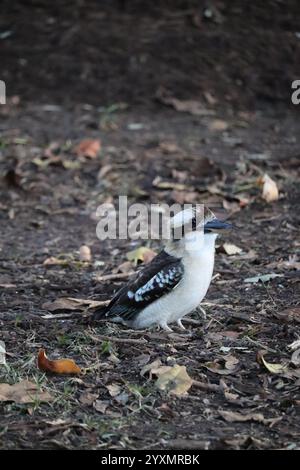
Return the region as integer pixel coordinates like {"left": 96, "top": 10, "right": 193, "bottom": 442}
{"left": 95, "top": 272, "right": 134, "bottom": 282}
{"left": 86, "top": 331, "right": 148, "bottom": 345}
{"left": 192, "top": 380, "right": 221, "bottom": 393}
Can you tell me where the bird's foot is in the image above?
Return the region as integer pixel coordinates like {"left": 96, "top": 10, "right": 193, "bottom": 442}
{"left": 177, "top": 319, "right": 186, "bottom": 330}
{"left": 160, "top": 323, "right": 173, "bottom": 332}
{"left": 197, "top": 306, "right": 207, "bottom": 320}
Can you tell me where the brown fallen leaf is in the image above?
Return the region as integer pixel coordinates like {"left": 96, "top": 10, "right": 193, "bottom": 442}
{"left": 79, "top": 245, "right": 92, "bottom": 262}
{"left": 219, "top": 410, "right": 279, "bottom": 426}
{"left": 159, "top": 142, "right": 180, "bottom": 154}
{"left": 205, "top": 355, "right": 240, "bottom": 375}
{"left": 126, "top": 247, "right": 157, "bottom": 266}
{"left": 257, "top": 351, "right": 288, "bottom": 374}
{"left": 37, "top": 349, "right": 81, "bottom": 375}
{"left": 224, "top": 355, "right": 240, "bottom": 370}
{"left": 106, "top": 383, "right": 122, "bottom": 397}
{"left": 43, "top": 256, "right": 70, "bottom": 266}
{"left": 171, "top": 169, "right": 188, "bottom": 182}
{"left": 112, "top": 260, "right": 133, "bottom": 274}
{"left": 152, "top": 176, "right": 188, "bottom": 191}
{"left": 267, "top": 255, "right": 300, "bottom": 271}
{"left": 171, "top": 190, "right": 198, "bottom": 204}
{"left": 141, "top": 359, "right": 171, "bottom": 379}
{"left": 258, "top": 174, "right": 279, "bottom": 203}
{"left": 222, "top": 243, "right": 243, "bottom": 256}
{"left": 155, "top": 364, "right": 193, "bottom": 396}
{"left": 209, "top": 119, "right": 229, "bottom": 131}
{"left": 222, "top": 199, "right": 242, "bottom": 215}
{"left": 274, "top": 307, "right": 300, "bottom": 324}
{"left": 79, "top": 391, "right": 99, "bottom": 406}
{"left": 93, "top": 400, "right": 109, "bottom": 414}
{"left": 0, "top": 380, "right": 52, "bottom": 404}
{"left": 45, "top": 419, "right": 69, "bottom": 426}
{"left": 156, "top": 91, "right": 214, "bottom": 116}
{"left": 74, "top": 139, "right": 101, "bottom": 159}
{"left": 203, "top": 91, "right": 217, "bottom": 106}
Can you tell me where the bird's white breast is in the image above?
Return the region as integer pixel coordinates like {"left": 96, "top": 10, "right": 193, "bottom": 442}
{"left": 133, "top": 233, "right": 217, "bottom": 328}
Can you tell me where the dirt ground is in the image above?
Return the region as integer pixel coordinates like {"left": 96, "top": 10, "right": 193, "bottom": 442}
{"left": 0, "top": 0, "right": 300, "bottom": 450}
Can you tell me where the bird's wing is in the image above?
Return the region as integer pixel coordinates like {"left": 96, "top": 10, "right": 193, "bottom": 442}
{"left": 94, "top": 250, "right": 184, "bottom": 322}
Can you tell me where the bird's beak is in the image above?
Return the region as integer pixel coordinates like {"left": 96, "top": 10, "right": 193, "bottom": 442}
{"left": 204, "top": 219, "right": 233, "bottom": 232}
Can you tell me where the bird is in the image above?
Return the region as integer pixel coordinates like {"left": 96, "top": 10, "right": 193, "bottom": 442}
{"left": 93, "top": 207, "right": 232, "bottom": 331}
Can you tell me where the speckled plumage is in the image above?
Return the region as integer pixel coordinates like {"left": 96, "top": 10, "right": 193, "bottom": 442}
{"left": 93, "top": 207, "right": 231, "bottom": 330}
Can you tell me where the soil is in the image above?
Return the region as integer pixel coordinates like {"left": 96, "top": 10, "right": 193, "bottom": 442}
{"left": 0, "top": 0, "right": 299, "bottom": 450}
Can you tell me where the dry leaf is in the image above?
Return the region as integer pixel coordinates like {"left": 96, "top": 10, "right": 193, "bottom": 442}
{"left": 258, "top": 174, "right": 279, "bottom": 203}
{"left": 271, "top": 255, "right": 300, "bottom": 271}
{"left": 79, "top": 245, "right": 92, "bottom": 262}
{"left": 62, "top": 160, "right": 81, "bottom": 170}
{"left": 203, "top": 91, "right": 217, "bottom": 105}
{"left": 209, "top": 119, "right": 229, "bottom": 131}
{"left": 126, "top": 247, "right": 157, "bottom": 266}
{"left": 45, "top": 419, "right": 69, "bottom": 426}
{"left": 257, "top": 353, "right": 288, "bottom": 374}
{"left": 291, "top": 349, "right": 300, "bottom": 367}
{"left": 93, "top": 400, "right": 109, "bottom": 414}
{"left": 224, "top": 355, "right": 240, "bottom": 370}
{"left": 219, "top": 410, "right": 277, "bottom": 425}
{"left": 171, "top": 190, "right": 198, "bottom": 204}
{"left": 141, "top": 359, "right": 162, "bottom": 377}
{"left": 141, "top": 359, "right": 172, "bottom": 379}
{"left": 244, "top": 273, "right": 283, "bottom": 283}
{"left": 37, "top": 349, "right": 81, "bottom": 375}
{"left": 274, "top": 307, "right": 300, "bottom": 324}
{"left": 112, "top": 261, "right": 133, "bottom": 274}
{"left": 159, "top": 142, "right": 180, "bottom": 154}
{"left": 222, "top": 243, "right": 242, "bottom": 255}
{"left": 157, "top": 92, "right": 214, "bottom": 116}
{"left": 79, "top": 391, "right": 99, "bottom": 405}
{"left": 106, "top": 383, "right": 121, "bottom": 397}
{"left": 205, "top": 356, "right": 240, "bottom": 375}
{"left": 74, "top": 139, "right": 101, "bottom": 159}
{"left": 171, "top": 169, "right": 188, "bottom": 182}
{"left": 43, "top": 256, "right": 68, "bottom": 266}
{"left": 0, "top": 380, "right": 52, "bottom": 404}
{"left": 155, "top": 364, "right": 193, "bottom": 396}
{"left": 152, "top": 177, "right": 188, "bottom": 191}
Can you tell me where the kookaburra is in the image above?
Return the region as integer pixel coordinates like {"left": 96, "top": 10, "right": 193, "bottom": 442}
{"left": 93, "top": 207, "right": 232, "bottom": 331}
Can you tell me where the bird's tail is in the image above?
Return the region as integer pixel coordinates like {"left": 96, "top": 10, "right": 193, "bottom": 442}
{"left": 93, "top": 303, "right": 109, "bottom": 321}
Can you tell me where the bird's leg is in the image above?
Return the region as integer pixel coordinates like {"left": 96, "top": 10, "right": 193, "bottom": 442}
{"left": 197, "top": 306, "right": 207, "bottom": 320}
{"left": 160, "top": 322, "right": 173, "bottom": 332}
{"left": 177, "top": 319, "right": 186, "bottom": 330}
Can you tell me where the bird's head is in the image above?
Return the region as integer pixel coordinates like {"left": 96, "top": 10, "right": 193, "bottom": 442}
{"left": 167, "top": 206, "right": 232, "bottom": 254}
{"left": 170, "top": 206, "right": 232, "bottom": 238}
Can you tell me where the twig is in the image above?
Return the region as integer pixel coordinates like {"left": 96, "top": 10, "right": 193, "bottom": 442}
{"left": 243, "top": 336, "right": 278, "bottom": 354}
{"left": 86, "top": 331, "right": 148, "bottom": 345}
{"left": 95, "top": 272, "right": 134, "bottom": 282}
{"left": 41, "top": 313, "right": 83, "bottom": 320}
{"left": 201, "top": 302, "right": 234, "bottom": 308}
{"left": 192, "top": 380, "right": 221, "bottom": 393}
